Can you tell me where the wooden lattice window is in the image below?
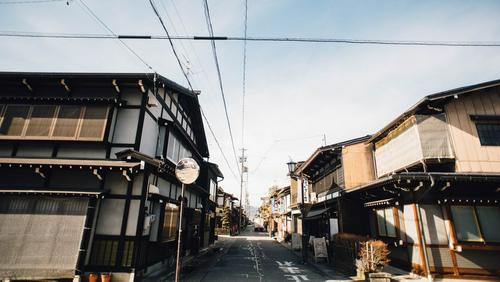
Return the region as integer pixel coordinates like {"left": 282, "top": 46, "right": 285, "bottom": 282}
{"left": 24, "top": 105, "right": 57, "bottom": 137}
{"left": 162, "top": 203, "right": 179, "bottom": 242}
{"left": 78, "top": 106, "right": 109, "bottom": 140}
{"left": 52, "top": 105, "right": 82, "bottom": 138}
{"left": 0, "top": 105, "right": 30, "bottom": 137}
{"left": 0, "top": 104, "right": 109, "bottom": 141}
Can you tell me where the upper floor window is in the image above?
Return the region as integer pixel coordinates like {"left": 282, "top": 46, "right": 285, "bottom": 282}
{"left": 471, "top": 115, "right": 500, "bottom": 146}
{"left": 0, "top": 104, "right": 109, "bottom": 141}
{"left": 209, "top": 180, "right": 217, "bottom": 202}
{"left": 166, "top": 131, "right": 192, "bottom": 163}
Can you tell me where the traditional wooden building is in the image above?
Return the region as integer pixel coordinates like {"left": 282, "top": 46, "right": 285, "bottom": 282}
{"left": 0, "top": 72, "right": 221, "bottom": 281}
{"left": 292, "top": 136, "right": 375, "bottom": 240}
{"left": 215, "top": 187, "right": 242, "bottom": 235}
{"left": 346, "top": 79, "right": 500, "bottom": 279}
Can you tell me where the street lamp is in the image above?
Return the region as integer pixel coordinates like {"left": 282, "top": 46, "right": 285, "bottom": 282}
{"left": 286, "top": 160, "right": 308, "bottom": 264}
{"left": 286, "top": 161, "right": 297, "bottom": 176}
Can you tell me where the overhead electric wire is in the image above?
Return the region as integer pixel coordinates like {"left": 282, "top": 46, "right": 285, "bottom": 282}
{"left": 77, "top": 0, "right": 153, "bottom": 71}
{"left": 148, "top": 0, "right": 195, "bottom": 93}
{"left": 2, "top": 31, "right": 500, "bottom": 47}
{"left": 0, "top": 0, "right": 66, "bottom": 4}
{"left": 203, "top": 0, "right": 241, "bottom": 176}
{"left": 201, "top": 109, "right": 239, "bottom": 180}
{"left": 148, "top": 0, "right": 239, "bottom": 181}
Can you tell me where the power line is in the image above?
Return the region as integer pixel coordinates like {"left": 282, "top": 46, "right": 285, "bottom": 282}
{"left": 201, "top": 108, "right": 239, "bottom": 181}
{"left": 77, "top": 0, "right": 153, "bottom": 71}
{"left": 2, "top": 31, "right": 500, "bottom": 47}
{"left": 0, "top": 0, "right": 66, "bottom": 4}
{"left": 203, "top": 0, "right": 241, "bottom": 176}
{"left": 148, "top": 0, "right": 240, "bottom": 181}
{"left": 148, "top": 0, "right": 194, "bottom": 92}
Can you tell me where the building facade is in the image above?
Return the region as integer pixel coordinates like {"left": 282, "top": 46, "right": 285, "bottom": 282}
{"left": 283, "top": 79, "right": 500, "bottom": 280}
{"left": 0, "top": 72, "right": 221, "bottom": 281}
{"left": 346, "top": 79, "right": 500, "bottom": 279}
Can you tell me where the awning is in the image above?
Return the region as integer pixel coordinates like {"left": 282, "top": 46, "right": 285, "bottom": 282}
{"left": 0, "top": 189, "right": 106, "bottom": 197}
{"left": 0, "top": 195, "right": 89, "bottom": 279}
{"left": 305, "top": 207, "right": 331, "bottom": 220}
{"left": 0, "top": 158, "right": 141, "bottom": 171}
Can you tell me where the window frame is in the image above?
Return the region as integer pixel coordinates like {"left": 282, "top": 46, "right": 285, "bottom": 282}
{"left": 0, "top": 104, "right": 109, "bottom": 141}
{"left": 471, "top": 115, "right": 500, "bottom": 146}
{"left": 375, "top": 207, "right": 398, "bottom": 238}
{"left": 450, "top": 205, "right": 500, "bottom": 243}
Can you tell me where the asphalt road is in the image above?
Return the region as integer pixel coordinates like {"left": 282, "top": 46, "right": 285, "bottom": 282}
{"left": 181, "top": 228, "right": 332, "bottom": 282}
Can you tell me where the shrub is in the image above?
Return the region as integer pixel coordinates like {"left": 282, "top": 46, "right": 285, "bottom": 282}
{"left": 358, "top": 240, "right": 390, "bottom": 273}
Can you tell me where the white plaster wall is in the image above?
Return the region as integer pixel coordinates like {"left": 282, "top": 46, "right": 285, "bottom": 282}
{"left": 121, "top": 88, "right": 143, "bottom": 106}
{"left": 157, "top": 177, "right": 171, "bottom": 198}
{"left": 96, "top": 199, "right": 125, "bottom": 235}
{"left": 104, "top": 171, "right": 128, "bottom": 195}
{"left": 57, "top": 144, "right": 107, "bottom": 159}
{"left": 140, "top": 114, "right": 159, "bottom": 157}
{"left": 112, "top": 109, "right": 139, "bottom": 144}
{"left": 126, "top": 200, "right": 140, "bottom": 236}
{"left": 147, "top": 90, "right": 162, "bottom": 118}
{"left": 403, "top": 205, "right": 418, "bottom": 244}
{"left": 132, "top": 173, "right": 144, "bottom": 195}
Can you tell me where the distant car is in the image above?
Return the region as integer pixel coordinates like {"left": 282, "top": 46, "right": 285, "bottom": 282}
{"left": 253, "top": 218, "right": 265, "bottom": 232}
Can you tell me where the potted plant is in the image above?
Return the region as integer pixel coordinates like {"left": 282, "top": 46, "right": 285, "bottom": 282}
{"left": 88, "top": 273, "right": 98, "bottom": 282}
{"left": 358, "top": 240, "right": 390, "bottom": 281}
{"left": 100, "top": 272, "right": 111, "bottom": 282}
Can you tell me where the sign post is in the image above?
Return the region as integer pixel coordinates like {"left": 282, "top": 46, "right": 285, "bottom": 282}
{"left": 174, "top": 158, "right": 200, "bottom": 282}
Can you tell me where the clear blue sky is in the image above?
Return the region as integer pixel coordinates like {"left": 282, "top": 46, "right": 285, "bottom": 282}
{"left": 1, "top": 0, "right": 500, "bottom": 206}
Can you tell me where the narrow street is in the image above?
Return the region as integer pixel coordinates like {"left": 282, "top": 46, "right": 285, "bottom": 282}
{"left": 181, "top": 227, "right": 348, "bottom": 282}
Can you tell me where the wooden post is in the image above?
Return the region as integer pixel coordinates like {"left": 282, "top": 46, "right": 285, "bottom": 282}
{"left": 412, "top": 204, "right": 427, "bottom": 273}
{"left": 442, "top": 205, "right": 460, "bottom": 276}
{"left": 413, "top": 203, "right": 433, "bottom": 281}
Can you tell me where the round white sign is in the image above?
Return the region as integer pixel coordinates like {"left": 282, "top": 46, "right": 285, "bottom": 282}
{"left": 175, "top": 158, "right": 200, "bottom": 184}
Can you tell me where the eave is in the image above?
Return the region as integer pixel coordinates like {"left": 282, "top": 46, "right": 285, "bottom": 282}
{"left": 368, "top": 78, "right": 500, "bottom": 144}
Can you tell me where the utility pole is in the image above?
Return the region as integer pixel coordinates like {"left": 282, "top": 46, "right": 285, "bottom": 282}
{"left": 239, "top": 148, "right": 247, "bottom": 234}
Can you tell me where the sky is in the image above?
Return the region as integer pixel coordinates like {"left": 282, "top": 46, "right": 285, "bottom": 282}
{"left": 1, "top": 0, "right": 500, "bottom": 207}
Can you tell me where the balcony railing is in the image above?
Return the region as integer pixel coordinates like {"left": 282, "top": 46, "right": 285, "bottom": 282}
{"left": 374, "top": 114, "right": 454, "bottom": 177}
